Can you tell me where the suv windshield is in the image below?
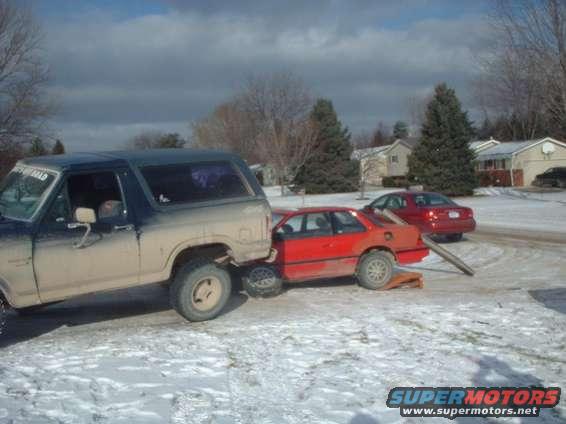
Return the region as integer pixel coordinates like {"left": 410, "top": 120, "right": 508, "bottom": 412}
{"left": 0, "top": 165, "right": 57, "bottom": 221}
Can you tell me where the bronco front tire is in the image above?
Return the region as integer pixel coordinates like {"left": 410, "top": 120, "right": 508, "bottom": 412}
{"left": 357, "top": 251, "right": 394, "bottom": 290}
{"left": 170, "top": 258, "right": 232, "bottom": 322}
{"left": 243, "top": 265, "right": 282, "bottom": 298}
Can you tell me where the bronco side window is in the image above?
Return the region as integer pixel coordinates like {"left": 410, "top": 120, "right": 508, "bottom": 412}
{"left": 43, "top": 171, "right": 127, "bottom": 226}
{"left": 140, "top": 161, "right": 251, "bottom": 205}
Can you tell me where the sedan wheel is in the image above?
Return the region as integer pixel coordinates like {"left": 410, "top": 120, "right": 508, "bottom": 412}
{"left": 358, "top": 251, "right": 394, "bottom": 290}
{"left": 243, "top": 265, "right": 283, "bottom": 298}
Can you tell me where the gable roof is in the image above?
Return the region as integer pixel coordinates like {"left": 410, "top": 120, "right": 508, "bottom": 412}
{"left": 469, "top": 139, "right": 501, "bottom": 151}
{"left": 351, "top": 144, "right": 391, "bottom": 160}
{"left": 476, "top": 137, "right": 566, "bottom": 160}
{"left": 398, "top": 137, "right": 419, "bottom": 149}
{"left": 351, "top": 137, "right": 417, "bottom": 161}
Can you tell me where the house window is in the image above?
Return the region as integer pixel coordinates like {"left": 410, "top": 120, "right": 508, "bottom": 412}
{"left": 390, "top": 155, "right": 399, "bottom": 164}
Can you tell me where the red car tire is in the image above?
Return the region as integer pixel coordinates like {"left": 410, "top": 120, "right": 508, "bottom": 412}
{"left": 357, "top": 251, "right": 394, "bottom": 290}
{"left": 243, "top": 265, "right": 283, "bottom": 298}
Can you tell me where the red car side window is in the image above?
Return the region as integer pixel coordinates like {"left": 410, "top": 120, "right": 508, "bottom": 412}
{"left": 331, "top": 211, "right": 366, "bottom": 234}
{"left": 386, "top": 195, "right": 407, "bottom": 210}
{"left": 304, "top": 213, "right": 332, "bottom": 237}
{"left": 276, "top": 213, "right": 332, "bottom": 239}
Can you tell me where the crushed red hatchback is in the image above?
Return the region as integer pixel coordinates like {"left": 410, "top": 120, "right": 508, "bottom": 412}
{"left": 363, "top": 191, "right": 475, "bottom": 241}
{"left": 242, "top": 207, "right": 429, "bottom": 297}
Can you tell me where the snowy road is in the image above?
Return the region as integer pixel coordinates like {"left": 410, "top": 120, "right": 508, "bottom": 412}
{"left": 1, "top": 233, "right": 565, "bottom": 423}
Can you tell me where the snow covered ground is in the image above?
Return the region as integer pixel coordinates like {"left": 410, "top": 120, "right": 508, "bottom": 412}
{"left": 1, "top": 189, "right": 565, "bottom": 423}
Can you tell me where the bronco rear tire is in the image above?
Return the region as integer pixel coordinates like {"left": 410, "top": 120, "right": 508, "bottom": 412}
{"left": 357, "top": 251, "right": 394, "bottom": 290}
{"left": 170, "top": 258, "right": 232, "bottom": 322}
{"left": 243, "top": 265, "right": 282, "bottom": 298}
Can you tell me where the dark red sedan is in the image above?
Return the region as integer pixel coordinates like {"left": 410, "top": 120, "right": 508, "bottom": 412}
{"left": 363, "top": 191, "right": 475, "bottom": 241}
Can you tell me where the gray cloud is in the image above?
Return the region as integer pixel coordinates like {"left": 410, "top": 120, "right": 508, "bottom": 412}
{"left": 43, "top": 4, "right": 490, "bottom": 151}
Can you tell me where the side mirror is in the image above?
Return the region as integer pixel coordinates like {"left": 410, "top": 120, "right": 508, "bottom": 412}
{"left": 75, "top": 207, "right": 97, "bottom": 224}
{"left": 68, "top": 207, "right": 97, "bottom": 248}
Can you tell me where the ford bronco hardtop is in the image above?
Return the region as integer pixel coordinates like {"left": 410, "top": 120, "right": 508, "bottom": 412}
{"left": 0, "top": 149, "right": 272, "bottom": 323}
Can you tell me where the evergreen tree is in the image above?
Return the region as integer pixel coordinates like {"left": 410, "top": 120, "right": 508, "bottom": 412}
{"left": 293, "top": 99, "right": 359, "bottom": 194}
{"left": 28, "top": 138, "right": 48, "bottom": 157}
{"left": 52, "top": 140, "right": 65, "bottom": 155}
{"left": 408, "top": 83, "right": 477, "bottom": 196}
{"left": 392, "top": 120, "right": 409, "bottom": 139}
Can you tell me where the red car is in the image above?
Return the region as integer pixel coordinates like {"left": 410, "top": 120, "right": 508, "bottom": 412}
{"left": 363, "top": 191, "right": 475, "bottom": 241}
{"left": 242, "top": 207, "right": 429, "bottom": 297}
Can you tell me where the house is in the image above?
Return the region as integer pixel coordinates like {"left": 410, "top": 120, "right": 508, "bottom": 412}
{"left": 351, "top": 138, "right": 416, "bottom": 186}
{"left": 472, "top": 137, "right": 566, "bottom": 187}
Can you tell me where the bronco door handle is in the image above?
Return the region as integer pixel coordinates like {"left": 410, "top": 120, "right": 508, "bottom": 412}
{"left": 114, "top": 224, "right": 134, "bottom": 232}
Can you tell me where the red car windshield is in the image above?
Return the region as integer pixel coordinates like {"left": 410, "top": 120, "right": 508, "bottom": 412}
{"left": 272, "top": 212, "right": 286, "bottom": 228}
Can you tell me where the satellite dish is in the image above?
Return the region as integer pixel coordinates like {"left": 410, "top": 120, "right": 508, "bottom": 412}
{"left": 542, "top": 142, "right": 555, "bottom": 155}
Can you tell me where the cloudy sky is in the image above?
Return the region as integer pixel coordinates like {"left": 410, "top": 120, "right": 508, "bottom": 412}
{"left": 35, "top": 0, "right": 491, "bottom": 151}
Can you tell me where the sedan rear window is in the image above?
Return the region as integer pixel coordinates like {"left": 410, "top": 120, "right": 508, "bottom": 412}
{"left": 413, "top": 193, "right": 455, "bottom": 207}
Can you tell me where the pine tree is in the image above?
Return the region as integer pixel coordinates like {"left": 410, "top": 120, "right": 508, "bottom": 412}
{"left": 28, "top": 138, "right": 48, "bottom": 157}
{"left": 392, "top": 120, "right": 409, "bottom": 139}
{"left": 293, "top": 99, "right": 359, "bottom": 194}
{"left": 52, "top": 140, "right": 65, "bottom": 155}
{"left": 408, "top": 83, "right": 477, "bottom": 196}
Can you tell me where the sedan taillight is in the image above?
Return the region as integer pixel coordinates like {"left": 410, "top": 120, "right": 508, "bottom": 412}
{"left": 423, "top": 209, "right": 437, "bottom": 220}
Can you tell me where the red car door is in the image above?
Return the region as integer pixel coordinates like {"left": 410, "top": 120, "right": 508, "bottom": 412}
{"left": 274, "top": 212, "right": 340, "bottom": 282}
{"left": 326, "top": 210, "right": 370, "bottom": 275}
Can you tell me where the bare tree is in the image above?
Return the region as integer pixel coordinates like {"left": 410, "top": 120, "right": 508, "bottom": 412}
{"left": 0, "top": 1, "right": 53, "bottom": 177}
{"left": 352, "top": 131, "right": 373, "bottom": 148}
{"left": 371, "top": 121, "right": 391, "bottom": 146}
{"left": 240, "top": 73, "right": 319, "bottom": 195}
{"left": 476, "top": 0, "right": 566, "bottom": 139}
{"left": 191, "top": 97, "right": 260, "bottom": 163}
{"left": 126, "top": 131, "right": 186, "bottom": 149}
{"left": 405, "top": 94, "right": 431, "bottom": 135}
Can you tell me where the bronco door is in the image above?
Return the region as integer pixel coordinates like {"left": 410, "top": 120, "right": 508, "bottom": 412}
{"left": 32, "top": 169, "right": 140, "bottom": 302}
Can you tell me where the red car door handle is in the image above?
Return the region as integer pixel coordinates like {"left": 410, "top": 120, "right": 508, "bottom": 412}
{"left": 323, "top": 243, "right": 334, "bottom": 248}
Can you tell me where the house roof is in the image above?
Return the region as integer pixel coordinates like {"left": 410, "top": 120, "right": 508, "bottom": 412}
{"left": 351, "top": 137, "right": 418, "bottom": 161}
{"left": 398, "top": 137, "right": 419, "bottom": 149}
{"left": 351, "top": 145, "right": 391, "bottom": 160}
{"left": 469, "top": 139, "right": 500, "bottom": 151}
{"left": 475, "top": 137, "right": 566, "bottom": 160}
